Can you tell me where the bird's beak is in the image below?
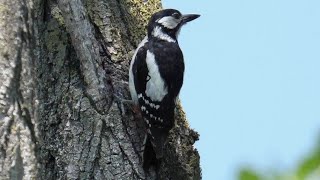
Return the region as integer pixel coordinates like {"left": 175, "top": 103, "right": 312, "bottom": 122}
{"left": 181, "top": 14, "right": 200, "bottom": 24}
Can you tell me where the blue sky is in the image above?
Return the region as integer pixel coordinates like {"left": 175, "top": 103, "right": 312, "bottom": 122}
{"left": 162, "top": 1, "right": 320, "bottom": 180}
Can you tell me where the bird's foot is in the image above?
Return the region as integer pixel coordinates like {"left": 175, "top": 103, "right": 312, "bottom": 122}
{"left": 132, "top": 104, "right": 143, "bottom": 119}
{"left": 114, "top": 95, "right": 142, "bottom": 118}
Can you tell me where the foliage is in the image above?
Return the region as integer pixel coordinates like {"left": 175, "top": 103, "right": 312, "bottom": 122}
{"left": 238, "top": 139, "right": 320, "bottom": 180}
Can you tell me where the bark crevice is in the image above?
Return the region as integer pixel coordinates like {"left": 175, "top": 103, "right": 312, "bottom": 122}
{"left": 57, "top": 0, "right": 113, "bottom": 114}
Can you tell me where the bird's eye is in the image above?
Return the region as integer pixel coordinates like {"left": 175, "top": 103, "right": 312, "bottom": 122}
{"left": 172, "top": 12, "right": 180, "bottom": 19}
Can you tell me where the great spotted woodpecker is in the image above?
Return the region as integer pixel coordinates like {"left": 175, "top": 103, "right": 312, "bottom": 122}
{"left": 129, "top": 9, "right": 200, "bottom": 168}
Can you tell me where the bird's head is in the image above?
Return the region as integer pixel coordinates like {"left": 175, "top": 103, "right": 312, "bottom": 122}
{"left": 147, "top": 9, "right": 200, "bottom": 42}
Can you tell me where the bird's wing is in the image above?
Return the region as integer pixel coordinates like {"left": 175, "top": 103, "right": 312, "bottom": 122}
{"left": 132, "top": 42, "right": 149, "bottom": 96}
{"left": 153, "top": 41, "right": 184, "bottom": 99}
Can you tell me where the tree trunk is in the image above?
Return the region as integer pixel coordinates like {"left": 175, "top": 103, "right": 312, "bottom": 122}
{"left": 0, "top": 0, "right": 201, "bottom": 179}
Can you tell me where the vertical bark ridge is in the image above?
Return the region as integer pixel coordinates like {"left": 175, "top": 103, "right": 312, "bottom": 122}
{"left": 0, "top": 0, "right": 38, "bottom": 179}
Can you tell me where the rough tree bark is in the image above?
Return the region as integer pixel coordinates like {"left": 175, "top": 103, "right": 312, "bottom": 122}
{"left": 0, "top": 0, "right": 201, "bottom": 179}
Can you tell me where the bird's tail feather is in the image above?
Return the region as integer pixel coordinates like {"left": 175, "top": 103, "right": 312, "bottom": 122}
{"left": 143, "top": 135, "right": 158, "bottom": 170}
{"left": 148, "top": 126, "right": 169, "bottom": 159}
{"left": 143, "top": 127, "right": 170, "bottom": 170}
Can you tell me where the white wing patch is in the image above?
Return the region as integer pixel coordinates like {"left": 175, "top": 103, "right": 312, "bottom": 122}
{"left": 138, "top": 93, "right": 160, "bottom": 110}
{"left": 157, "top": 16, "right": 180, "bottom": 29}
{"left": 145, "top": 51, "right": 168, "bottom": 102}
{"left": 129, "top": 36, "right": 148, "bottom": 104}
{"left": 152, "top": 26, "right": 176, "bottom": 43}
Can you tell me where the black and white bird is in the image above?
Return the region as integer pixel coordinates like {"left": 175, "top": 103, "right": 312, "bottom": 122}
{"left": 129, "top": 9, "right": 200, "bottom": 167}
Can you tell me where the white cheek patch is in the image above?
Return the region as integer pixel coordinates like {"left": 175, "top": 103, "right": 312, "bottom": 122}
{"left": 157, "top": 16, "right": 180, "bottom": 29}
{"left": 152, "top": 26, "right": 176, "bottom": 43}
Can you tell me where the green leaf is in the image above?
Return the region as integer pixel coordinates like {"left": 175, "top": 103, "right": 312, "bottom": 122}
{"left": 239, "top": 169, "right": 261, "bottom": 180}
{"left": 296, "top": 144, "right": 320, "bottom": 179}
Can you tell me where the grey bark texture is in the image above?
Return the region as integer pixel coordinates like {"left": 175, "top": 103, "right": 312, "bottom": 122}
{"left": 0, "top": 0, "right": 201, "bottom": 179}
